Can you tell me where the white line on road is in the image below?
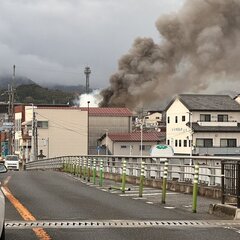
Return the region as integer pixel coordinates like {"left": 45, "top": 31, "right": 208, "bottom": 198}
{"left": 132, "top": 197, "right": 147, "bottom": 200}
{"left": 119, "top": 192, "right": 179, "bottom": 197}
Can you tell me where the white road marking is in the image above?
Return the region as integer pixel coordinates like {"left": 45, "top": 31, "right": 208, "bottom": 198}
{"left": 111, "top": 189, "right": 162, "bottom": 194}
{"left": 164, "top": 206, "right": 176, "bottom": 209}
{"left": 3, "top": 175, "right": 11, "bottom": 185}
{"left": 146, "top": 202, "right": 154, "bottom": 205}
{"left": 132, "top": 197, "right": 147, "bottom": 200}
{"left": 119, "top": 192, "right": 179, "bottom": 197}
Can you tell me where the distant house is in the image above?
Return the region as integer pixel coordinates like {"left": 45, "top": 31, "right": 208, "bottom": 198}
{"left": 143, "top": 111, "right": 162, "bottom": 128}
{"left": 99, "top": 132, "right": 165, "bottom": 156}
{"left": 165, "top": 94, "right": 240, "bottom": 156}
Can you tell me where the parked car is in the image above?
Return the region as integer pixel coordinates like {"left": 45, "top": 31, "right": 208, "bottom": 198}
{"left": 4, "top": 155, "right": 20, "bottom": 171}
{"left": 0, "top": 163, "right": 8, "bottom": 240}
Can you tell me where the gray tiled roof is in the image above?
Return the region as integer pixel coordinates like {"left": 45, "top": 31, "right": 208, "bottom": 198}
{"left": 188, "top": 122, "right": 240, "bottom": 132}
{"left": 178, "top": 94, "right": 240, "bottom": 111}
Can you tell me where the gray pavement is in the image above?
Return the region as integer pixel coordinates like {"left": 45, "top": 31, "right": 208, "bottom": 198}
{"left": 0, "top": 170, "right": 239, "bottom": 240}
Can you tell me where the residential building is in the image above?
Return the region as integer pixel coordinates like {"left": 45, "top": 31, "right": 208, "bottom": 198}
{"left": 15, "top": 105, "right": 88, "bottom": 161}
{"left": 99, "top": 132, "right": 165, "bottom": 156}
{"left": 143, "top": 111, "right": 162, "bottom": 128}
{"left": 166, "top": 94, "right": 240, "bottom": 156}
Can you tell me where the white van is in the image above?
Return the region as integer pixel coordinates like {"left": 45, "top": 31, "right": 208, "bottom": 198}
{"left": 4, "top": 155, "right": 20, "bottom": 170}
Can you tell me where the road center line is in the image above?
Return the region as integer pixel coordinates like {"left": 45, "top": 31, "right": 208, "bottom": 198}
{"left": 1, "top": 186, "right": 52, "bottom": 240}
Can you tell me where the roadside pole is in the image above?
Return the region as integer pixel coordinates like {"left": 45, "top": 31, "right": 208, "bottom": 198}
{"left": 192, "top": 164, "right": 199, "bottom": 213}
{"left": 99, "top": 159, "right": 103, "bottom": 187}
{"left": 139, "top": 161, "right": 145, "bottom": 197}
{"left": 121, "top": 160, "right": 127, "bottom": 193}
{"left": 79, "top": 157, "right": 83, "bottom": 178}
{"left": 93, "top": 158, "right": 96, "bottom": 184}
{"left": 162, "top": 161, "right": 168, "bottom": 204}
{"left": 87, "top": 158, "right": 91, "bottom": 182}
{"left": 83, "top": 158, "right": 87, "bottom": 180}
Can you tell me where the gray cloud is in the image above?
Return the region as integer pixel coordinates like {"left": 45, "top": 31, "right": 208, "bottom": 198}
{"left": 0, "top": 0, "right": 183, "bottom": 87}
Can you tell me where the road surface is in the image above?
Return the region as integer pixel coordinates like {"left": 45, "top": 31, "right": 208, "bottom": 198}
{"left": 0, "top": 170, "right": 239, "bottom": 240}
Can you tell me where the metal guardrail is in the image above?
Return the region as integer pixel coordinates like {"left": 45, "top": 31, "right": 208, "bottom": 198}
{"left": 221, "top": 160, "right": 240, "bottom": 208}
{"left": 25, "top": 155, "right": 240, "bottom": 186}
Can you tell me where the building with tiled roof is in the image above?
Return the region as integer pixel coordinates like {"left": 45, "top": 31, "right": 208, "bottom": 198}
{"left": 99, "top": 132, "right": 165, "bottom": 156}
{"left": 166, "top": 94, "right": 240, "bottom": 156}
{"left": 79, "top": 107, "right": 132, "bottom": 117}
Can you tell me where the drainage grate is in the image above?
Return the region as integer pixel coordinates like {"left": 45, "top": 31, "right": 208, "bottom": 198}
{"left": 5, "top": 220, "right": 240, "bottom": 229}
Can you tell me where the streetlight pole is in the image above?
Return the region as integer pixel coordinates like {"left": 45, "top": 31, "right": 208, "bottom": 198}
{"left": 140, "top": 122, "right": 143, "bottom": 157}
{"left": 87, "top": 101, "right": 90, "bottom": 155}
{"left": 105, "top": 129, "right": 108, "bottom": 155}
{"left": 188, "top": 112, "right": 193, "bottom": 165}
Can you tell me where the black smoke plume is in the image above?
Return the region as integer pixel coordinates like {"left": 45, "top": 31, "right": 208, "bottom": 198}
{"left": 100, "top": 0, "right": 240, "bottom": 110}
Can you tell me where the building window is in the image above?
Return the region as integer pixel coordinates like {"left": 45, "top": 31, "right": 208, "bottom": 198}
{"left": 156, "top": 117, "right": 160, "bottom": 119}
{"left": 145, "top": 117, "right": 149, "bottom": 119}
{"left": 175, "top": 140, "right": 178, "bottom": 147}
{"left": 37, "top": 121, "right": 49, "bottom": 129}
{"left": 121, "top": 145, "right": 127, "bottom": 149}
{"left": 220, "top": 139, "right": 237, "bottom": 147}
{"left": 179, "top": 140, "right": 182, "bottom": 147}
{"left": 175, "top": 116, "right": 178, "bottom": 123}
{"left": 184, "top": 140, "right": 187, "bottom": 147}
{"left": 139, "top": 145, "right": 151, "bottom": 151}
{"left": 196, "top": 138, "right": 213, "bottom": 147}
{"left": 200, "top": 114, "right": 211, "bottom": 122}
{"left": 218, "top": 114, "right": 228, "bottom": 122}
{"left": 167, "top": 139, "right": 170, "bottom": 145}
{"left": 182, "top": 116, "right": 186, "bottom": 122}
{"left": 167, "top": 117, "right": 170, "bottom": 123}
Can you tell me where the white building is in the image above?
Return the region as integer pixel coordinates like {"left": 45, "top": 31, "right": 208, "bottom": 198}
{"left": 166, "top": 94, "right": 240, "bottom": 156}
{"left": 15, "top": 105, "right": 88, "bottom": 161}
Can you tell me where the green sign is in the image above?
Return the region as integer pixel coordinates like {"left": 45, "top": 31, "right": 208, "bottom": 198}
{"left": 156, "top": 145, "right": 168, "bottom": 150}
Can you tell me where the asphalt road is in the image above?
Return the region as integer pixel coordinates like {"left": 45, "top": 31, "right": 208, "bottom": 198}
{"left": 0, "top": 170, "right": 240, "bottom": 240}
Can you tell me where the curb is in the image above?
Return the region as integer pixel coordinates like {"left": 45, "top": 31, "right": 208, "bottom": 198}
{"left": 208, "top": 203, "right": 240, "bottom": 220}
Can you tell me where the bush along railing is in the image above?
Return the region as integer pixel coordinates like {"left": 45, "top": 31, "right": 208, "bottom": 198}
{"left": 25, "top": 155, "right": 240, "bottom": 209}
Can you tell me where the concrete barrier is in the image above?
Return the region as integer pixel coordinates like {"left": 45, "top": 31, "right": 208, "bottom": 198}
{"left": 208, "top": 203, "right": 240, "bottom": 220}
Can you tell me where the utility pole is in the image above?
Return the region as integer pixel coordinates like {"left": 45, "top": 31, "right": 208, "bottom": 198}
{"left": 84, "top": 66, "right": 91, "bottom": 94}
{"left": 87, "top": 101, "right": 90, "bottom": 155}
{"left": 35, "top": 117, "right": 38, "bottom": 160}
{"left": 8, "top": 65, "right": 16, "bottom": 155}
{"left": 30, "top": 106, "right": 38, "bottom": 161}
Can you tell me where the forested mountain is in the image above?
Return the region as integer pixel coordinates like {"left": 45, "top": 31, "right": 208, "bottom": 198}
{"left": 0, "top": 83, "right": 76, "bottom": 105}
{"left": 0, "top": 75, "right": 88, "bottom": 105}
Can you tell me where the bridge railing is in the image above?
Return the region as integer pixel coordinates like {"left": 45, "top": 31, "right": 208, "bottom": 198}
{"left": 25, "top": 155, "right": 240, "bottom": 186}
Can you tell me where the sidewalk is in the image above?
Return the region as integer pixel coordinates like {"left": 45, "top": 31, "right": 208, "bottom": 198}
{"left": 71, "top": 174, "right": 233, "bottom": 220}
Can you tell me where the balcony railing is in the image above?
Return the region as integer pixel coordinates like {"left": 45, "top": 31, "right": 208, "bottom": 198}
{"left": 194, "top": 147, "right": 240, "bottom": 156}
{"left": 197, "top": 121, "right": 238, "bottom": 127}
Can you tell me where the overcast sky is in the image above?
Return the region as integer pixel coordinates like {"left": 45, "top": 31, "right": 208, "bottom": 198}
{"left": 0, "top": 0, "right": 183, "bottom": 88}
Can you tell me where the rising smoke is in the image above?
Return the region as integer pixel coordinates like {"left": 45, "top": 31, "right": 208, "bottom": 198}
{"left": 100, "top": 0, "right": 240, "bottom": 110}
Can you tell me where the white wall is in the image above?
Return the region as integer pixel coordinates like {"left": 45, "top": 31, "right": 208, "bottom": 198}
{"left": 25, "top": 107, "right": 88, "bottom": 158}
{"left": 166, "top": 98, "right": 192, "bottom": 155}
